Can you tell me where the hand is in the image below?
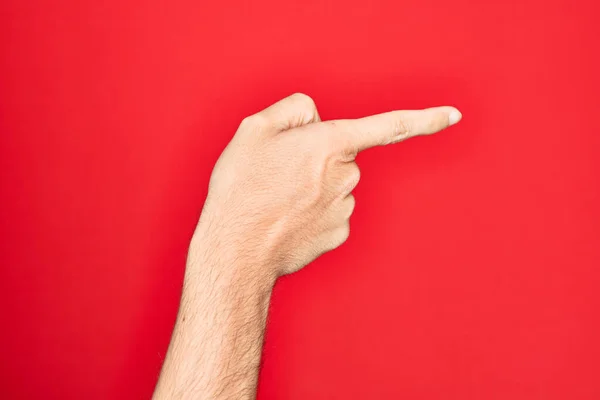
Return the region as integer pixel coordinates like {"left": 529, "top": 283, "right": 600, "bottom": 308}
{"left": 155, "top": 93, "right": 462, "bottom": 399}
{"left": 193, "top": 93, "right": 461, "bottom": 278}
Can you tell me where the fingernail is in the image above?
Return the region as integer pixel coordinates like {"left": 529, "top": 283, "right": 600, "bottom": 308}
{"left": 448, "top": 109, "right": 462, "bottom": 126}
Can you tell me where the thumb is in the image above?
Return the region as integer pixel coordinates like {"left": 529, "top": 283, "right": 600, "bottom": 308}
{"left": 250, "top": 93, "right": 321, "bottom": 134}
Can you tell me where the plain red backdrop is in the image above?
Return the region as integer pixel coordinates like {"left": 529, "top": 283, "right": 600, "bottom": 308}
{"left": 1, "top": 0, "right": 599, "bottom": 398}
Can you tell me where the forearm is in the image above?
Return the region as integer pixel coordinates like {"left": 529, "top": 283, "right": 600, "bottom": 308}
{"left": 153, "top": 231, "right": 276, "bottom": 400}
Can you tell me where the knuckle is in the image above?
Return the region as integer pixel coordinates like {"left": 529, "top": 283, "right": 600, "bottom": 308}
{"left": 392, "top": 117, "right": 411, "bottom": 141}
{"left": 343, "top": 164, "right": 361, "bottom": 192}
{"left": 323, "top": 222, "right": 350, "bottom": 253}
{"left": 338, "top": 222, "right": 351, "bottom": 244}
{"left": 350, "top": 164, "right": 361, "bottom": 186}
{"left": 348, "top": 193, "right": 356, "bottom": 207}
{"left": 322, "top": 125, "right": 356, "bottom": 158}
{"left": 290, "top": 92, "right": 315, "bottom": 109}
{"left": 290, "top": 93, "right": 318, "bottom": 125}
{"left": 240, "top": 113, "right": 268, "bottom": 130}
{"left": 346, "top": 194, "right": 356, "bottom": 216}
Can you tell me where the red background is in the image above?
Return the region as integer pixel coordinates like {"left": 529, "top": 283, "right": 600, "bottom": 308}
{"left": 1, "top": 0, "right": 599, "bottom": 398}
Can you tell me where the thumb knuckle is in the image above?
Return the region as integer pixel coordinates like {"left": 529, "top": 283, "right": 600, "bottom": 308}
{"left": 290, "top": 92, "right": 316, "bottom": 109}
{"left": 240, "top": 113, "right": 269, "bottom": 130}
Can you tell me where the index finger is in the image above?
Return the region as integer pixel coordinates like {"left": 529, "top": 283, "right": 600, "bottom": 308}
{"left": 333, "top": 106, "right": 462, "bottom": 153}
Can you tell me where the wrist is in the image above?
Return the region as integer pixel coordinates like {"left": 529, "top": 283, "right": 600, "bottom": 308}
{"left": 187, "top": 223, "right": 278, "bottom": 293}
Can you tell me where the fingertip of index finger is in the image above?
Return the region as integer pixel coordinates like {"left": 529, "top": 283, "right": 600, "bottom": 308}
{"left": 447, "top": 107, "right": 462, "bottom": 126}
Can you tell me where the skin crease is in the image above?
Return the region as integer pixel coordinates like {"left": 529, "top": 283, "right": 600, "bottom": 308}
{"left": 152, "top": 93, "right": 462, "bottom": 400}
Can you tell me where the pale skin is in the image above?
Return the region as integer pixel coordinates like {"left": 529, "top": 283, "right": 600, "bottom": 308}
{"left": 153, "top": 93, "right": 462, "bottom": 399}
